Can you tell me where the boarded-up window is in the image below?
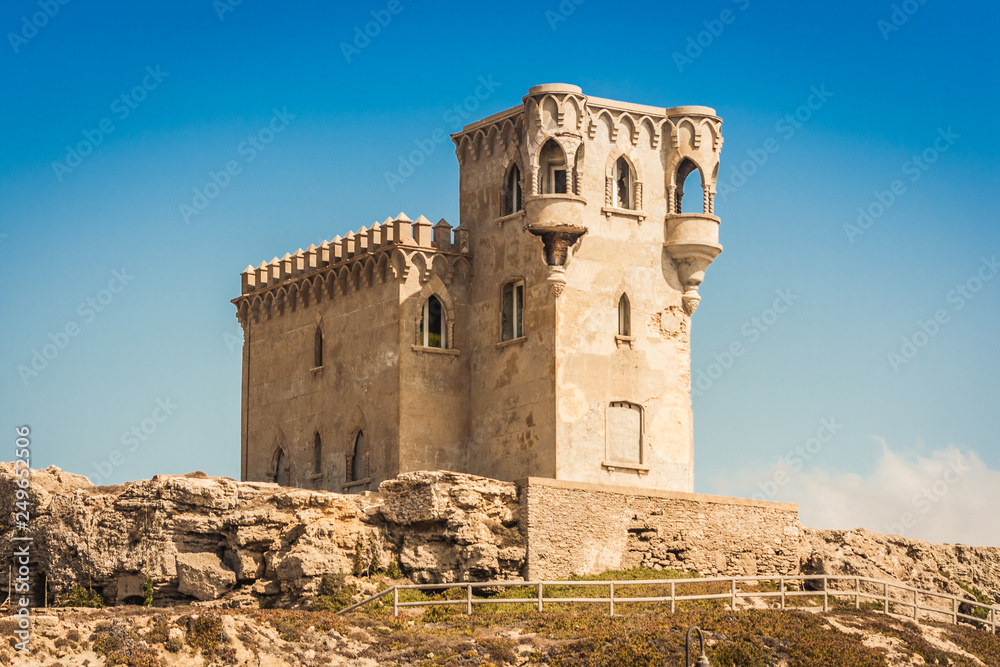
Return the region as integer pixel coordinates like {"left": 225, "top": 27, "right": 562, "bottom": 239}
{"left": 607, "top": 402, "right": 642, "bottom": 465}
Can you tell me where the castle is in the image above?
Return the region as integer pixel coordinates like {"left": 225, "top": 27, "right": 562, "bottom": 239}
{"left": 232, "top": 83, "right": 724, "bottom": 494}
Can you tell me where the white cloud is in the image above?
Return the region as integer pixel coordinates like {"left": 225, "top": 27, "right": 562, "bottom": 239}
{"left": 727, "top": 438, "right": 1000, "bottom": 547}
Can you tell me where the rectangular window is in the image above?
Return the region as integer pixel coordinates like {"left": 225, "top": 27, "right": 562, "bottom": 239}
{"left": 501, "top": 280, "right": 524, "bottom": 341}
{"left": 607, "top": 401, "right": 642, "bottom": 465}
{"left": 551, "top": 166, "right": 567, "bottom": 194}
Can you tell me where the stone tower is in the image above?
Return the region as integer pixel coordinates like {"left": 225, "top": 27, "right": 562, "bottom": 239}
{"left": 233, "top": 83, "right": 723, "bottom": 494}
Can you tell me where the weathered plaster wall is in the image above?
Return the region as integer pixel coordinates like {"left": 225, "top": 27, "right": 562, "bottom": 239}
{"left": 521, "top": 477, "right": 800, "bottom": 580}
{"left": 398, "top": 268, "right": 472, "bottom": 475}
{"left": 460, "top": 138, "right": 558, "bottom": 483}
{"left": 554, "top": 119, "right": 696, "bottom": 492}
{"left": 243, "top": 274, "right": 401, "bottom": 492}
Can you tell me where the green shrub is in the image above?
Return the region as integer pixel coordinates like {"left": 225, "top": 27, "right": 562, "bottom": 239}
{"left": 187, "top": 613, "right": 225, "bottom": 659}
{"left": 957, "top": 582, "right": 994, "bottom": 621}
{"left": 385, "top": 558, "right": 404, "bottom": 580}
{"left": 142, "top": 576, "right": 154, "bottom": 607}
{"left": 307, "top": 571, "right": 357, "bottom": 613}
{"left": 105, "top": 647, "right": 164, "bottom": 667}
{"left": 710, "top": 641, "right": 768, "bottom": 667}
{"left": 57, "top": 586, "right": 105, "bottom": 608}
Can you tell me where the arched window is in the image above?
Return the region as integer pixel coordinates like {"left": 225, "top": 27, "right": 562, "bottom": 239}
{"left": 272, "top": 448, "right": 288, "bottom": 486}
{"left": 314, "top": 326, "right": 323, "bottom": 368}
{"left": 618, "top": 294, "right": 631, "bottom": 337}
{"left": 502, "top": 163, "right": 522, "bottom": 216}
{"left": 350, "top": 431, "right": 367, "bottom": 482}
{"left": 539, "top": 139, "right": 567, "bottom": 194}
{"left": 675, "top": 158, "right": 703, "bottom": 213}
{"left": 613, "top": 156, "right": 633, "bottom": 209}
{"left": 312, "top": 431, "right": 322, "bottom": 477}
{"left": 501, "top": 279, "right": 524, "bottom": 341}
{"left": 419, "top": 295, "right": 446, "bottom": 348}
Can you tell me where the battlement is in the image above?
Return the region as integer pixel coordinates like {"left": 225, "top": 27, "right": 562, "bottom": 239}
{"left": 233, "top": 213, "right": 472, "bottom": 323}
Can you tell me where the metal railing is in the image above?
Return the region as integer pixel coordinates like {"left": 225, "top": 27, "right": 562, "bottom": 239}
{"left": 337, "top": 574, "right": 998, "bottom": 634}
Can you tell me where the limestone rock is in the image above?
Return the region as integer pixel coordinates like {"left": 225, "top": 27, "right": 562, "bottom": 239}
{"left": 801, "top": 527, "right": 1000, "bottom": 610}
{"left": 176, "top": 552, "right": 237, "bottom": 601}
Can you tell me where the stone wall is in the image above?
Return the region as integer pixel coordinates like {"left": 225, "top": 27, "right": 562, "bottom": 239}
{"left": 521, "top": 477, "right": 800, "bottom": 580}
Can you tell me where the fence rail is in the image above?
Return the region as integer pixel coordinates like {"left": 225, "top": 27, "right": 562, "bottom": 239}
{"left": 337, "top": 574, "right": 997, "bottom": 634}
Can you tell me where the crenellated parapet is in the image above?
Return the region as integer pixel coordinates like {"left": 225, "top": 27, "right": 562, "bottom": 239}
{"left": 232, "top": 213, "right": 472, "bottom": 325}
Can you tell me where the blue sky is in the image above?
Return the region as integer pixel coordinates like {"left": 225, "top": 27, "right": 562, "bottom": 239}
{"left": 2, "top": 0, "right": 998, "bottom": 544}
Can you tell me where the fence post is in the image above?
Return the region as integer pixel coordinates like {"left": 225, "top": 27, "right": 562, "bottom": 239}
{"left": 393, "top": 587, "right": 398, "bottom": 617}
{"left": 884, "top": 582, "right": 889, "bottom": 615}
{"left": 992, "top": 606, "right": 996, "bottom": 635}
{"left": 913, "top": 589, "right": 918, "bottom": 621}
{"left": 855, "top": 577, "right": 860, "bottom": 610}
{"left": 670, "top": 581, "right": 676, "bottom": 614}
{"left": 609, "top": 582, "right": 615, "bottom": 617}
{"left": 780, "top": 577, "right": 785, "bottom": 610}
{"left": 537, "top": 583, "right": 543, "bottom": 613}
{"left": 952, "top": 597, "right": 957, "bottom": 625}
{"left": 731, "top": 578, "right": 737, "bottom": 611}
{"left": 466, "top": 584, "right": 472, "bottom": 615}
{"left": 823, "top": 577, "right": 829, "bottom": 612}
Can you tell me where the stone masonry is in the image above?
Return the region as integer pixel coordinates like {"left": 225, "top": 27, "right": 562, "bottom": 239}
{"left": 233, "top": 83, "right": 725, "bottom": 496}
{"left": 521, "top": 477, "right": 799, "bottom": 580}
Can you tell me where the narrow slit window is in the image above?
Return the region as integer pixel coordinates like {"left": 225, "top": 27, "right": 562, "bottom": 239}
{"left": 615, "top": 156, "right": 632, "bottom": 209}
{"left": 503, "top": 164, "right": 522, "bottom": 215}
{"left": 618, "top": 294, "right": 631, "bottom": 337}
{"left": 272, "top": 448, "right": 288, "bottom": 486}
{"left": 419, "top": 295, "right": 446, "bottom": 348}
{"left": 314, "top": 326, "right": 323, "bottom": 368}
{"left": 312, "top": 432, "right": 322, "bottom": 484}
{"left": 501, "top": 280, "right": 524, "bottom": 341}
{"left": 351, "top": 431, "right": 367, "bottom": 482}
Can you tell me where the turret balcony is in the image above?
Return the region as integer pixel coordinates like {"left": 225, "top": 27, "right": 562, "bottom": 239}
{"left": 664, "top": 213, "right": 723, "bottom": 315}
{"left": 524, "top": 193, "right": 588, "bottom": 268}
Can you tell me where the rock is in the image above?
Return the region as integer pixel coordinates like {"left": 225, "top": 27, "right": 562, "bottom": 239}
{"left": 801, "top": 527, "right": 1000, "bottom": 610}
{"left": 176, "top": 552, "right": 237, "bottom": 601}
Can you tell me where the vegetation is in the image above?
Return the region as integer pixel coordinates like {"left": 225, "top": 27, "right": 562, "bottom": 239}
{"left": 21, "top": 567, "right": 1000, "bottom": 665}
{"left": 306, "top": 571, "right": 358, "bottom": 612}
{"left": 957, "top": 581, "right": 995, "bottom": 621}
{"left": 56, "top": 586, "right": 105, "bottom": 608}
{"left": 142, "top": 576, "right": 154, "bottom": 607}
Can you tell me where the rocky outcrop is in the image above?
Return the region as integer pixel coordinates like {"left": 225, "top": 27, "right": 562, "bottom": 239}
{"left": 0, "top": 464, "right": 526, "bottom": 606}
{"left": 800, "top": 527, "right": 1000, "bottom": 610}
{"left": 176, "top": 553, "right": 237, "bottom": 601}
{"left": 380, "top": 471, "right": 524, "bottom": 584}
{"left": 2, "top": 463, "right": 997, "bottom": 612}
